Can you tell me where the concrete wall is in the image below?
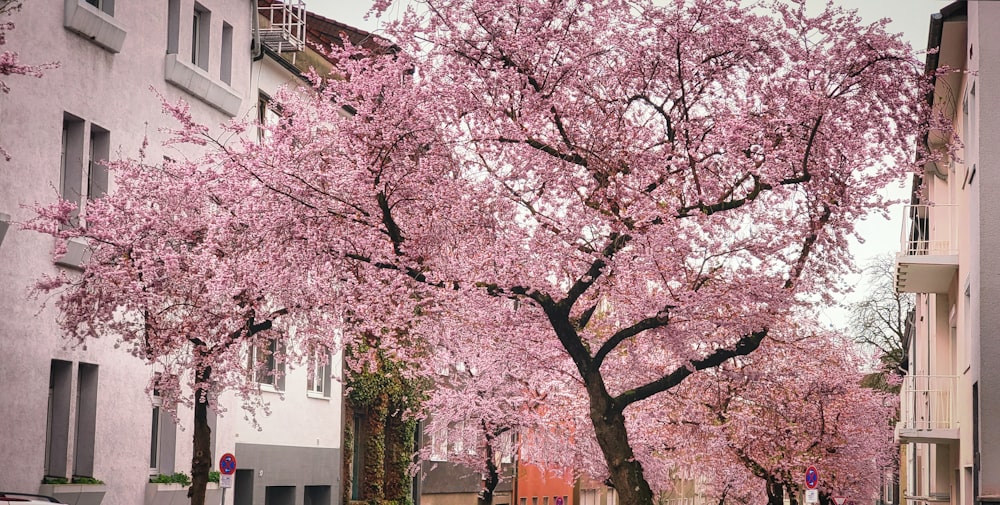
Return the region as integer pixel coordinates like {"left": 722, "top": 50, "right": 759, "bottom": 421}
{"left": 231, "top": 443, "right": 341, "bottom": 505}
{"left": 971, "top": 1, "right": 1000, "bottom": 499}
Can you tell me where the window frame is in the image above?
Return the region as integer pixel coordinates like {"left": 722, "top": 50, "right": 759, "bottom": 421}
{"left": 307, "top": 350, "right": 332, "bottom": 398}
{"left": 250, "top": 338, "right": 284, "bottom": 391}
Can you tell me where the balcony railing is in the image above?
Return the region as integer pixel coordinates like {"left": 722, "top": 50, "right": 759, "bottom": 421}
{"left": 896, "top": 374, "right": 959, "bottom": 444}
{"left": 899, "top": 204, "right": 958, "bottom": 256}
{"left": 895, "top": 204, "right": 958, "bottom": 293}
{"left": 258, "top": 0, "right": 306, "bottom": 53}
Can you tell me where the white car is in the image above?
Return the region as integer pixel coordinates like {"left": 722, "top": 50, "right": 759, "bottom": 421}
{"left": 0, "top": 493, "right": 65, "bottom": 505}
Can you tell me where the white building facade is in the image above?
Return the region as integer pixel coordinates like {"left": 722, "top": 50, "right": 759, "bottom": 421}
{"left": 895, "top": 3, "right": 1000, "bottom": 505}
{"left": 0, "top": 2, "right": 345, "bottom": 505}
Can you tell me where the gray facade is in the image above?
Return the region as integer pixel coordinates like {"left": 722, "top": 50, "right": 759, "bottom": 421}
{"left": 233, "top": 443, "right": 342, "bottom": 505}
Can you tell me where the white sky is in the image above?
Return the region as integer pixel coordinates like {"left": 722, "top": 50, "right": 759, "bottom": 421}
{"left": 304, "top": 0, "right": 952, "bottom": 329}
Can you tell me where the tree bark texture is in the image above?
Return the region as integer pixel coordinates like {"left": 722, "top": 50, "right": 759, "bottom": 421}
{"left": 188, "top": 365, "right": 213, "bottom": 505}
{"left": 587, "top": 381, "right": 655, "bottom": 505}
{"left": 478, "top": 427, "right": 500, "bottom": 505}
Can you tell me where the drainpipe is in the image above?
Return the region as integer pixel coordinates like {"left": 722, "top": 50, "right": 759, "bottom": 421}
{"left": 251, "top": 0, "right": 264, "bottom": 61}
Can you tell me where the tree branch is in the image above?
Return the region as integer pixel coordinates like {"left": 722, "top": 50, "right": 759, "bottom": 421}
{"left": 612, "top": 329, "right": 768, "bottom": 414}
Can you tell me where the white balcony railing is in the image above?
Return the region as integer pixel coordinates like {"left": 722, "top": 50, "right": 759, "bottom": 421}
{"left": 895, "top": 204, "right": 959, "bottom": 293}
{"left": 258, "top": 1, "right": 306, "bottom": 53}
{"left": 899, "top": 204, "right": 958, "bottom": 257}
{"left": 898, "top": 375, "right": 957, "bottom": 433}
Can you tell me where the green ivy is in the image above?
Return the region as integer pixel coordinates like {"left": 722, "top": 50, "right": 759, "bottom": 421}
{"left": 149, "top": 473, "right": 192, "bottom": 486}
{"left": 71, "top": 476, "right": 104, "bottom": 485}
{"left": 344, "top": 338, "right": 427, "bottom": 505}
{"left": 208, "top": 471, "right": 221, "bottom": 484}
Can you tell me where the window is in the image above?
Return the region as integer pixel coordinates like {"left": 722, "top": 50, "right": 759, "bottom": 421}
{"left": 220, "top": 22, "right": 233, "bottom": 85}
{"left": 84, "top": 0, "right": 113, "bottom": 16}
{"left": 429, "top": 423, "right": 448, "bottom": 462}
{"left": 307, "top": 351, "right": 331, "bottom": 397}
{"left": 497, "top": 430, "right": 514, "bottom": 464}
{"left": 61, "top": 115, "right": 85, "bottom": 226}
{"left": 192, "top": 4, "right": 211, "bottom": 70}
{"left": 61, "top": 115, "right": 110, "bottom": 222}
{"left": 74, "top": 363, "right": 99, "bottom": 477}
{"left": 164, "top": 2, "right": 239, "bottom": 116}
{"left": 43, "top": 360, "right": 99, "bottom": 479}
{"left": 45, "top": 360, "right": 73, "bottom": 478}
{"left": 257, "top": 92, "right": 281, "bottom": 140}
{"left": 166, "top": 0, "right": 180, "bottom": 54}
{"left": 250, "top": 338, "right": 284, "bottom": 390}
{"left": 149, "top": 379, "right": 177, "bottom": 474}
{"left": 89, "top": 126, "right": 109, "bottom": 201}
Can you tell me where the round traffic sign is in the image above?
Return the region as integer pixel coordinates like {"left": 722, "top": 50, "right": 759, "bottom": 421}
{"left": 805, "top": 466, "right": 818, "bottom": 489}
{"left": 219, "top": 453, "right": 237, "bottom": 475}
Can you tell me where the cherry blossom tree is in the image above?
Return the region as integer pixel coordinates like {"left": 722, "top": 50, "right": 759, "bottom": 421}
{"left": 25, "top": 97, "right": 338, "bottom": 505}
{"left": 661, "top": 327, "right": 896, "bottom": 505}
{"left": 217, "top": 1, "right": 924, "bottom": 503}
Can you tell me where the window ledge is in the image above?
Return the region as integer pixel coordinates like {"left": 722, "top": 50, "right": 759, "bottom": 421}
{"left": 55, "top": 237, "right": 91, "bottom": 270}
{"left": 164, "top": 54, "right": 241, "bottom": 117}
{"left": 307, "top": 391, "right": 330, "bottom": 400}
{"left": 64, "top": 0, "right": 126, "bottom": 53}
{"left": 259, "top": 383, "right": 281, "bottom": 394}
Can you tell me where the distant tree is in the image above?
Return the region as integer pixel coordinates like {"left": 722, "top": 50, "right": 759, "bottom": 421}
{"left": 849, "top": 255, "right": 914, "bottom": 383}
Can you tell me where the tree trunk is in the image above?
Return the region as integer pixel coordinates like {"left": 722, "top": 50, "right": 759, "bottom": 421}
{"left": 587, "top": 381, "right": 654, "bottom": 505}
{"left": 766, "top": 479, "right": 784, "bottom": 505}
{"left": 785, "top": 484, "right": 799, "bottom": 505}
{"left": 189, "top": 365, "right": 213, "bottom": 505}
{"left": 478, "top": 428, "right": 500, "bottom": 505}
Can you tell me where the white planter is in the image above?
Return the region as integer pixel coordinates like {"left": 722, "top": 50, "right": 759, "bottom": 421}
{"left": 145, "top": 482, "right": 222, "bottom": 505}
{"left": 38, "top": 484, "right": 106, "bottom": 505}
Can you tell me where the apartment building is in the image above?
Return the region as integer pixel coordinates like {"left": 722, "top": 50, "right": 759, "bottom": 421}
{"left": 894, "top": 2, "right": 1000, "bottom": 505}
{"left": 0, "top": 2, "right": 350, "bottom": 505}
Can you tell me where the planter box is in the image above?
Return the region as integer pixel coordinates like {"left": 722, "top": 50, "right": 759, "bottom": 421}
{"left": 146, "top": 482, "right": 222, "bottom": 505}
{"left": 38, "top": 484, "right": 106, "bottom": 505}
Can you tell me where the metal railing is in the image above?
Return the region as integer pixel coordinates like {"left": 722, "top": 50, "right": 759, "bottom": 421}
{"left": 258, "top": 0, "right": 306, "bottom": 53}
{"left": 899, "top": 375, "right": 957, "bottom": 430}
{"left": 899, "top": 204, "right": 958, "bottom": 257}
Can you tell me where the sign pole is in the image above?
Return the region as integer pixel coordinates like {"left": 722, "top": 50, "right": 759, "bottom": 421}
{"left": 219, "top": 452, "right": 237, "bottom": 505}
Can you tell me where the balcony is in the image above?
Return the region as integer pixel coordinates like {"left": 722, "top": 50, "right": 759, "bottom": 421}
{"left": 896, "top": 375, "right": 959, "bottom": 444}
{"left": 895, "top": 204, "right": 958, "bottom": 293}
{"left": 258, "top": 0, "right": 306, "bottom": 53}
